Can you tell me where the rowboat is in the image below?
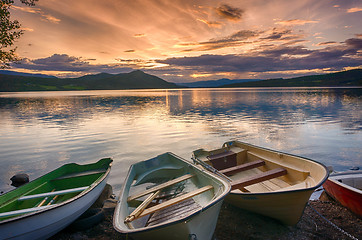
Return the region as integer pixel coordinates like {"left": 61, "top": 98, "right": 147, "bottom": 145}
{"left": 192, "top": 141, "right": 328, "bottom": 225}
{"left": 323, "top": 170, "right": 362, "bottom": 216}
{"left": 113, "top": 152, "right": 231, "bottom": 240}
{"left": 0, "top": 158, "right": 113, "bottom": 240}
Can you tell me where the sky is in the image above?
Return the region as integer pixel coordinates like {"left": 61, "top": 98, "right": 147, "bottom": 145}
{"left": 8, "top": 0, "right": 362, "bottom": 83}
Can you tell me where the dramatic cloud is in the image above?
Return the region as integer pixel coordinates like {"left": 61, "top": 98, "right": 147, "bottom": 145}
{"left": 215, "top": 4, "right": 243, "bottom": 21}
{"left": 7, "top": 0, "right": 362, "bottom": 81}
{"left": 157, "top": 37, "right": 362, "bottom": 80}
{"left": 14, "top": 54, "right": 134, "bottom": 75}
{"left": 179, "top": 29, "right": 262, "bottom": 52}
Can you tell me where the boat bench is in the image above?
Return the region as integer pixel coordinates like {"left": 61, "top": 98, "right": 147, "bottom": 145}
{"left": 231, "top": 168, "right": 287, "bottom": 190}
{"left": 136, "top": 185, "right": 213, "bottom": 219}
{"left": 146, "top": 198, "right": 201, "bottom": 226}
{"left": 207, "top": 150, "right": 237, "bottom": 170}
{"left": 220, "top": 159, "right": 265, "bottom": 176}
{"left": 18, "top": 186, "right": 88, "bottom": 201}
{"left": 0, "top": 186, "right": 89, "bottom": 218}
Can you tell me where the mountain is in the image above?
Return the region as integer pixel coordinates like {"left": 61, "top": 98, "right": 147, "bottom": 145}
{"left": 77, "top": 72, "right": 113, "bottom": 81}
{"left": 0, "top": 70, "right": 179, "bottom": 92}
{"left": 1, "top": 69, "right": 361, "bottom": 92}
{"left": 78, "top": 70, "right": 178, "bottom": 90}
{"left": 0, "top": 70, "right": 56, "bottom": 78}
{"left": 179, "top": 78, "right": 262, "bottom": 88}
{"left": 221, "top": 69, "right": 362, "bottom": 88}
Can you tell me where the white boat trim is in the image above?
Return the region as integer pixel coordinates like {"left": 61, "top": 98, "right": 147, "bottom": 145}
{"left": 18, "top": 186, "right": 89, "bottom": 201}
{"left": 0, "top": 204, "right": 60, "bottom": 218}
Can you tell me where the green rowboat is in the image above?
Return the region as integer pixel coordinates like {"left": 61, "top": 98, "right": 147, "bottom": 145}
{"left": 0, "top": 158, "right": 113, "bottom": 240}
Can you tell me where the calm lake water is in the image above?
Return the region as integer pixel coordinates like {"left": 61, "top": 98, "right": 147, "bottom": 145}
{"left": 0, "top": 88, "right": 361, "bottom": 195}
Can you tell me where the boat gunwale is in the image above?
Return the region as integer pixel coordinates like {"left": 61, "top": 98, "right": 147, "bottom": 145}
{"left": 194, "top": 140, "right": 329, "bottom": 196}
{"left": 113, "top": 152, "right": 231, "bottom": 235}
{"left": 326, "top": 171, "right": 362, "bottom": 195}
{"left": 0, "top": 158, "right": 113, "bottom": 225}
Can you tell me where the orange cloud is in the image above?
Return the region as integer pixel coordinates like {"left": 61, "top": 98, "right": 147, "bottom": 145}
{"left": 197, "top": 19, "right": 222, "bottom": 28}
{"left": 275, "top": 19, "right": 318, "bottom": 26}
{"left": 347, "top": 7, "right": 362, "bottom": 13}
{"left": 11, "top": 5, "right": 60, "bottom": 23}
{"left": 215, "top": 4, "right": 244, "bottom": 21}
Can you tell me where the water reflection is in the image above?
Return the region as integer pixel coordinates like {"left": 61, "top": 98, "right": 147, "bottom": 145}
{"left": 0, "top": 88, "right": 361, "bottom": 194}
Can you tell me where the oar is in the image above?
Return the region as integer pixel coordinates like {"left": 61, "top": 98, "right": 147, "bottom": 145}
{"left": 36, "top": 189, "right": 55, "bottom": 207}
{"left": 47, "top": 195, "right": 58, "bottom": 205}
{"left": 125, "top": 190, "right": 161, "bottom": 223}
{"left": 191, "top": 157, "right": 232, "bottom": 182}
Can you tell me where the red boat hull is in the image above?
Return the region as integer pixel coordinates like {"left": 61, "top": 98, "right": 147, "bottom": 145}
{"left": 323, "top": 177, "right": 362, "bottom": 217}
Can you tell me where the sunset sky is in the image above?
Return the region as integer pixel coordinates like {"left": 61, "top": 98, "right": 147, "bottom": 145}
{"left": 8, "top": 0, "right": 362, "bottom": 82}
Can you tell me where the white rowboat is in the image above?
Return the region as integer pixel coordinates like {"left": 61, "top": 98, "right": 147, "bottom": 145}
{"left": 113, "top": 152, "right": 231, "bottom": 240}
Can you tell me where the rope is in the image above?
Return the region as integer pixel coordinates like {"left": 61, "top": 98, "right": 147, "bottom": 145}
{"left": 307, "top": 203, "right": 359, "bottom": 240}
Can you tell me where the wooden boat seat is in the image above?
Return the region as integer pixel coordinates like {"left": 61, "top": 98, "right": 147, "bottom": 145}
{"left": 231, "top": 168, "right": 287, "bottom": 190}
{"left": 146, "top": 198, "right": 201, "bottom": 226}
{"left": 220, "top": 160, "right": 265, "bottom": 176}
{"left": 53, "top": 169, "right": 106, "bottom": 180}
{"left": 133, "top": 185, "right": 213, "bottom": 220}
{"left": 18, "top": 186, "right": 88, "bottom": 201}
{"left": 127, "top": 174, "right": 194, "bottom": 202}
{"left": 207, "top": 150, "right": 237, "bottom": 170}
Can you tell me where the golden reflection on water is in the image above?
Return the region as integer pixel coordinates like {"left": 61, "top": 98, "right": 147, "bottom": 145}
{"left": 0, "top": 88, "right": 361, "bottom": 193}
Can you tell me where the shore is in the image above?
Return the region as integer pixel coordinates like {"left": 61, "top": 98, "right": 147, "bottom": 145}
{"left": 50, "top": 186, "right": 361, "bottom": 240}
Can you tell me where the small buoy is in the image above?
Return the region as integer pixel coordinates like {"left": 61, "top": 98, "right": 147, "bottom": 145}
{"left": 10, "top": 174, "right": 29, "bottom": 187}
{"left": 350, "top": 166, "right": 360, "bottom": 170}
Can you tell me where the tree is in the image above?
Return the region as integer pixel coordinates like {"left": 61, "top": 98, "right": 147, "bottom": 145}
{"left": 0, "top": 0, "right": 37, "bottom": 68}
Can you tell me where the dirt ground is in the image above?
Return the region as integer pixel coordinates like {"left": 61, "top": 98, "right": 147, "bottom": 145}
{"left": 51, "top": 190, "right": 361, "bottom": 240}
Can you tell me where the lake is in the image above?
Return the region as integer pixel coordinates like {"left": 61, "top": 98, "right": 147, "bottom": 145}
{"left": 0, "top": 88, "right": 361, "bottom": 195}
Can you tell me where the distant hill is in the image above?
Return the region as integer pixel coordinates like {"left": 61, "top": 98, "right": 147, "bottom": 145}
{"left": 179, "top": 78, "right": 262, "bottom": 88}
{"left": 221, "top": 69, "right": 362, "bottom": 88}
{"left": 0, "top": 70, "right": 56, "bottom": 78}
{"left": 0, "top": 70, "right": 179, "bottom": 92}
{"left": 1, "top": 69, "right": 361, "bottom": 92}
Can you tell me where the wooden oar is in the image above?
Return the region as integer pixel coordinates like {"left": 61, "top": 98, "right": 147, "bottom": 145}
{"left": 136, "top": 185, "right": 213, "bottom": 220}
{"left": 36, "top": 189, "right": 55, "bottom": 207}
{"left": 127, "top": 174, "right": 194, "bottom": 202}
{"left": 125, "top": 190, "right": 161, "bottom": 223}
{"left": 47, "top": 195, "right": 58, "bottom": 206}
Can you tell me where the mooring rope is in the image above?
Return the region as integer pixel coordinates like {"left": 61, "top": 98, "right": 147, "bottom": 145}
{"left": 307, "top": 203, "right": 359, "bottom": 240}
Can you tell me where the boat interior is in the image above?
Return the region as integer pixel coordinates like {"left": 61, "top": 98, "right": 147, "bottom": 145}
{"left": 0, "top": 166, "right": 108, "bottom": 221}
{"left": 121, "top": 153, "right": 227, "bottom": 230}
{"left": 193, "top": 141, "right": 327, "bottom": 194}
{"left": 333, "top": 172, "right": 362, "bottom": 191}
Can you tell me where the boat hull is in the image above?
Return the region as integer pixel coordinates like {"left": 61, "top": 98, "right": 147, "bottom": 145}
{"left": 0, "top": 158, "right": 112, "bottom": 240}
{"left": 227, "top": 188, "right": 314, "bottom": 225}
{"left": 323, "top": 171, "right": 362, "bottom": 216}
{"left": 0, "top": 178, "right": 108, "bottom": 240}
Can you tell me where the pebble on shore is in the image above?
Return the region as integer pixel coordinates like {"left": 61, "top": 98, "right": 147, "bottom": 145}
{"left": 50, "top": 185, "right": 362, "bottom": 240}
